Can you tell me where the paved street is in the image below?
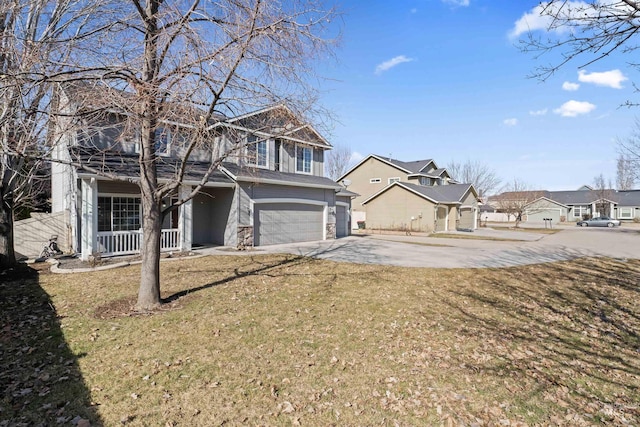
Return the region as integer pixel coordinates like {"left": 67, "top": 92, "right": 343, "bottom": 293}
{"left": 205, "top": 225, "right": 640, "bottom": 268}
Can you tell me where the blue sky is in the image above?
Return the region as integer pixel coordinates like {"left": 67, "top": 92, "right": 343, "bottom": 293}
{"left": 318, "top": 0, "right": 640, "bottom": 191}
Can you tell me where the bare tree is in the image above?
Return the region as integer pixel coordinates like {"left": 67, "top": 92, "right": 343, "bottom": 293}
{"left": 592, "top": 173, "right": 615, "bottom": 217}
{"left": 326, "top": 143, "right": 353, "bottom": 181}
{"left": 616, "top": 154, "right": 636, "bottom": 190}
{"left": 0, "top": 0, "right": 107, "bottom": 269}
{"left": 493, "top": 179, "right": 542, "bottom": 227}
{"left": 517, "top": 1, "right": 640, "bottom": 88}
{"left": 49, "top": 1, "right": 338, "bottom": 310}
{"left": 446, "top": 159, "right": 501, "bottom": 198}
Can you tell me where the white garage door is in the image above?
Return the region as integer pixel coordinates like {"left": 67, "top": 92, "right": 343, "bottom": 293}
{"left": 526, "top": 209, "right": 561, "bottom": 223}
{"left": 254, "top": 203, "right": 324, "bottom": 246}
{"left": 336, "top": 205, "right": 348, "bottom": 238}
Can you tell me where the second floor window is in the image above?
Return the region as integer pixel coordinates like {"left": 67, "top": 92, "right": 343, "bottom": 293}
{"left": 296, "top": 145, "right": 312, "bottom": 174}
{"left": 154, "top": 127, "right": 170, "bottom": 155}
{"left": 247, "top": 135, "right": 268, "bottom": 167}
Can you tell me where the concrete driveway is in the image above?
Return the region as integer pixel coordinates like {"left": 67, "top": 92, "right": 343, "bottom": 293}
{"left": 207, "top": 226, "right": 640, "bottom": 268}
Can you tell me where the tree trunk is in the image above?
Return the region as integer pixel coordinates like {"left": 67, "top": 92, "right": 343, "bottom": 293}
{"left": 0, "top": 187, "right": 16, "bottom": 271}
{"left": 135, "top": 0, "right": 162, "bottom": 311}
{"left": 136, "top": 184, "right": 162, "bottom": 311}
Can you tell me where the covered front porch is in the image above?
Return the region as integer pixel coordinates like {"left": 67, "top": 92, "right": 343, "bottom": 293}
{"left": 79, "top": 178, "right": 236, "bottom": 260}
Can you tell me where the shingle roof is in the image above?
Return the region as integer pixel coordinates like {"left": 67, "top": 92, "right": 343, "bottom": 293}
{"left": 363, "top": 181, "right": 474, "bottom": 205}
{"left": 70, "top": 148, "right": 234, "bottom": 185}
{"left": 372, "top": 155, "right": 434, "bottom": 173}
{"left": 70, "top": 148, "right": 342, "bottom": 190}
{"left": 222, "top": 163, "right": 341, "bottom": 189}
{"left": 402, "top": 182, "right": 473, "bottom": 204}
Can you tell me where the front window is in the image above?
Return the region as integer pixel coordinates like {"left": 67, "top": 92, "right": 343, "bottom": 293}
{"left": 296, "top": 145, "right": 312, "bottom": 174}
{"left": 246, "top": 135, "right": 268, "bottom": 167}
{"left": 619, "top": 207, "right": 633, "bottom": 219}
{"left": 154, "top": 127, "right": 170, "bottom": 155}
{"left": 573, "top": 205, "right": 589, "bottom": 218}
{"left": 98, "top": 196, "right": 141, "bottom": 232}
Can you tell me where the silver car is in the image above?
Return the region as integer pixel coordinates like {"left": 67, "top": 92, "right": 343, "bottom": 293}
{"left": 576, "top": 216, "right": 621, "bottom": 228}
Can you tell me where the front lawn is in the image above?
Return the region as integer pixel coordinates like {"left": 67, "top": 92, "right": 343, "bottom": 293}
{"left": 2, "top": 255, "right": 639, "bottom": 425}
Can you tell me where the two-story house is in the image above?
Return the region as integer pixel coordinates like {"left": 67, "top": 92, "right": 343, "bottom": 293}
{"left": 338, "top": 154, "right": 478, "bottom": 232}
{"left": 51, "top": 83, "right": 352, "bottom": 260}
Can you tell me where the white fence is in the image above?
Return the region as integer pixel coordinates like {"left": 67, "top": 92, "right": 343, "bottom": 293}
{"left": 97, "top": 229, "right": 180, "bottom": 256}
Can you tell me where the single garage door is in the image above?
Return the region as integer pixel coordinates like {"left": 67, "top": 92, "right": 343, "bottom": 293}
{"left": 526, "top": 208, "right": 561, "bottom": 223}
{"left": 336, "top": 205, "right": 348, "bottom": 238}
{"left": 459, "top": 208, "right": 475, "bottom": 229}
{"left": 254, "top": 203, "right": 324, "bottom": 246}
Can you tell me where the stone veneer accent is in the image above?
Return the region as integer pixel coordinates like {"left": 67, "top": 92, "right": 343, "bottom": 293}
{"left": 326, "top": 223, "right": 336, "bottom": 240}
{"left": 237, "top": 226, "right": 253, "bottom": 250}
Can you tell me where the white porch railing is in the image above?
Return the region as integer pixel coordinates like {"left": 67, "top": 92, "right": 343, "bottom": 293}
{"left": 97, "top": 229, "right": 180, "bottom": 257}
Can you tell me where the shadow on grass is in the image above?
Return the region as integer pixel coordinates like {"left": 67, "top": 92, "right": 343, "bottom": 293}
{"left": 0, "top": 265, "right": 101, "bottom": 425}
{"left": 162, "top": 254, "right": 313, "bottom": 303}
{"left": 443, "top": 257, "right": 640, "bottom": 421}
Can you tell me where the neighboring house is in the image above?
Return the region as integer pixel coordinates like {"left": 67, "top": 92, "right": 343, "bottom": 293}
{"left": 50, "top": 84, "right": 351, "bottom": 260}
{"left": 338, "top": 154, "right": 478, "bottom": 232}
{"left": 489, "top": 186, "right": 640, "bottom": 223}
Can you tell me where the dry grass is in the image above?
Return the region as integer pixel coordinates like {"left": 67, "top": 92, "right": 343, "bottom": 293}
{"left": 2, "top": 255, "right": 639, "bottom": 426}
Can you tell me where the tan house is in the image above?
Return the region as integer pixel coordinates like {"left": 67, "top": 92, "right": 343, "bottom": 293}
{"left": 338, "top": 154, "right": 479, "bottom": 232}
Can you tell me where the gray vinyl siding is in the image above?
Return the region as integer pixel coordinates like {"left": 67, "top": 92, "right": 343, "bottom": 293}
{"left": 192, "top": 188, "right": 236, "bottom": 246}
{"left": 313, "top": 148, "right": 324, "bottom": 177}
{"left": 281, "top": 143, "right": 296, "bottom": 173}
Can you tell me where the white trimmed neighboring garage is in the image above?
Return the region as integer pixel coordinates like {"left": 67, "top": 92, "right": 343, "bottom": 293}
{"left": 252, "top": 199, "right": 326, "bottom": 246}
{"left": 524, "top": 197, "right": 569, "bottom": 223}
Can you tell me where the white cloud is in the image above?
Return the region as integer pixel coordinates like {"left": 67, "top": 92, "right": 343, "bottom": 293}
{"left": 553, "top": 100, "right": 596, "bottom": 117}
{"left": 578, "top": 69, "right": 628, "bottom": 89}
{"left": 509, "top": 1, "right": 598, "bottom": 39}
{"left": 442, "top": 0, "right": 470, "bottom": 6}
{"left": 509, "top": 4, "right": 556, "bottom": 39}
{"left": 503, "top": 118, "right": 518, "bottom": 126}
{"left": 529, "top": 108, "right": 548, "bottom": 116}
{"left": 374, "top": 55, "right": 414, "bottom": 75}
{"left": 562, "top": 81, "right": 580, "bottom": 91}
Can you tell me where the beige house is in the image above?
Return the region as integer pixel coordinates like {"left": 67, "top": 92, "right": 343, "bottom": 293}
{"left": 339, "top": 154, "right": 479, "bottom": 232}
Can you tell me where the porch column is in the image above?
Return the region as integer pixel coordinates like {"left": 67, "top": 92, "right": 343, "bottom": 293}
{"left": 178, "top": 185, "right": 192, "bottom": 252}
{"left": 80, "top": 178, "right": 98, "bottom": 261}
{"left": 591, "top": 202, "right": 596, "bottom": 217}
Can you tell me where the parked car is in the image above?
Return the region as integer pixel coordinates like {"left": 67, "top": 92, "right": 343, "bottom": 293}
{"left": 576, "top": 216, "right": 621, "bottom": 228}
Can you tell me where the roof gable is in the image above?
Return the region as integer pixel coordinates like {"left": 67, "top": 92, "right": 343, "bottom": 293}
{"left": 362, "top": 181, "right": 476, "bottom": 206}
{"left": 338, "top": 154, "right": 438, "bottom": 183}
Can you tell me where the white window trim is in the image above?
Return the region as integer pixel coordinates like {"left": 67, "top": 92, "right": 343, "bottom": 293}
{"left": 295, "top": 144, "right": 313, "bottom": 175}
{"left": 97, "top": 193, "right": 142, "bottom": 232}
{"left": 388, "top": 177, "right": 400, "bottom": 184}
{"left": 619, "top": 207, "right": 633, "bottom": 219}
{"left": 573, "top": 205, "right": 588, "bottom": 218}
{"left": 246, "top": 135, "right": 269, "bottom": 169}
{"left": 370, "top": 178, "right": 381, "bottom": 184}
{"left": 154, "top": 127, "right": 171, "bottom": 157}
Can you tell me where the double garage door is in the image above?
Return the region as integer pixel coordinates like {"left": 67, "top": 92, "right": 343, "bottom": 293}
{"left": 526, "top": 209, "right": 561, "bottom": 223}
{"left": 254, "top": 203, "right": 324, "bottom": 246}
